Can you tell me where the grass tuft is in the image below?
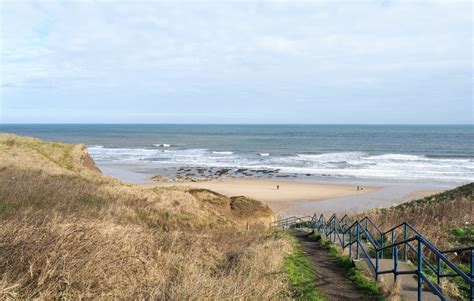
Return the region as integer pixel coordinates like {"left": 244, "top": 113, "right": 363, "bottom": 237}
{"left": 285, "top": 235, "right": 326, "bottom": 300}
{"left": 0, "top": 200, "right": 16, "bottom": 215}
{"left": 78, "top": 194, "right": 110, "bottom": 208}
{"left": 316, "top": 237, "right": 385, "bottom": 300}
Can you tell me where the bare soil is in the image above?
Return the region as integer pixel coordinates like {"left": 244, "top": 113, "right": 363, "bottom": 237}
{"left": 292, "top": 231, "right": 376, "bottom": 301}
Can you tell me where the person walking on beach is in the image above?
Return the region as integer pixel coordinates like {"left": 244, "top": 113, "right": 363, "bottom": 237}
{"left": 277, "top": 185, "right": 280, "bottom": 190}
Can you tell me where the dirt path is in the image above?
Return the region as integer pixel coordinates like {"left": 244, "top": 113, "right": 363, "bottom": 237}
{"left": 292, "top": 231, "right": 375, "bottom": 301}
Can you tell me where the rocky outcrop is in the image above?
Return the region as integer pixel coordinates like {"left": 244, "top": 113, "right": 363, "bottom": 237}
{"left": 78, "top": 145, "right": 102, "bottom": 174}
{"left": 188, "top": 188, "right": 275, "bottom": 228}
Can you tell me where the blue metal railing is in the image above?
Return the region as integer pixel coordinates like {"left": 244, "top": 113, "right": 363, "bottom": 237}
{"left": 275, "top": 213, "right": 474, "bottom": 301}
{"left": 271, "top": 215, "right": 312, "bottom": 229}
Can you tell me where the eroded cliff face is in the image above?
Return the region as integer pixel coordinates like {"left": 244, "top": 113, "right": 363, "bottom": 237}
{"left": 0, "top": 133, "right": 274, "bottom": 230}
{"left": 77, "top": 144, "right": 102, "bottom": 174}
{"left": 187, "top": 189, "right": 275, "bottom": 228}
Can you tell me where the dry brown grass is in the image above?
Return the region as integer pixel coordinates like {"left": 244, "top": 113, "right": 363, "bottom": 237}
{"left": 380, "top": 277, "right": 402, "bottom": 301}
{"left": 0, "top": 134, "right": 290, "bottom": 299}
{"left": 0, "top": 217, "right": 291, "bottom": 299}
{"left": 359, "top": 185, "right": 473, "bottom": 301}
{"left": 439, "top": 278, "right": 462, "bottom": 299}
{"left": 0, "top": 134, "right": 275, "bottom": 231}
{"left": 359, "top": 183, "right": 473, "bottom": 252}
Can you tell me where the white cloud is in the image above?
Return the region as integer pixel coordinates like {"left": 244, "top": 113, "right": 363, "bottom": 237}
{"left": 257, "top": 36, "right": 306, "bottom": 55}
{"left": 0, "top": 0, "right": 472, "bottom": 123}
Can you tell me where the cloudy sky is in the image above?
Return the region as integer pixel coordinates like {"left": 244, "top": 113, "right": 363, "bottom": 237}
{"left": 1, "top": 0, "right": 472, "bottom": 124}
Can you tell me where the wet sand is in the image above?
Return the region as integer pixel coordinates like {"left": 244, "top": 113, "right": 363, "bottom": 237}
{"left": 147, "top": 179, "right": 378, "bottom": 214}
{"left": 100, "top": 163, "right": 447, "bottom": 218}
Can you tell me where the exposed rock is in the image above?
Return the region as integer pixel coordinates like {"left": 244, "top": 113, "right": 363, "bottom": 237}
{"left": 151, "top": 175, "right": 168, "bottom": 182}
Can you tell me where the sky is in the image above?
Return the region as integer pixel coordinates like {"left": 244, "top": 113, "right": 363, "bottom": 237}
{"left": 0, "top": 0, "right": 472, "bottom": 124}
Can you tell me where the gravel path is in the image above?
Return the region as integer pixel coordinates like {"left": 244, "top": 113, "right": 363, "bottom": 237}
{"left": 292, "top": 231, "right": 376, "bottom": 301}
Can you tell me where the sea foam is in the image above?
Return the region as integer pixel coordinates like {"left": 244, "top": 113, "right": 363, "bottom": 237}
{"left": 88, "top": 146, "right": 474, "bottom": 182}
{"left": 212, "top": 151, "right": 234, "bottom": 155}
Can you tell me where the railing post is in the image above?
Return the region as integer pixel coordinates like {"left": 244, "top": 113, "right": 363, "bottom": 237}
{"left": 404, "top": 223, "right": 408, "bottom": 261}
{"left": 417, "top": 238, "right": 423, "bottom": 301}
{"left": 375, "top": 249, "right": 379, "bottom": 281}
{"left": 342, "top": 228, "right": 345, "bottom": 249}
{"left": 323, "top": 217, "right": 327, "bottom": 239}
{"left": 356, "top": 223, "right": 360, "bottom": 260}
{"left": 391, "top": 229, "right": 395, "bottom": 261}
{"left": 329, "top": 222, "right": 332, "bottom": 241}
{"left": 470, "top": 248, "right": 473, "bottom": 301}
{"left": 349, "top": 228, "right": 352, "bottom": 258}
{"left": 321, "top": 217, "right": 324, "bottom": 236}
{"left": 365, "top": 218, "right": 369, "bottom": 243}
{"left": 392, "top": 229, "right": 397, "bottom": 281}
{"left": 331, "top": 221, "right": 333, "bottom": 241}
{"left": 394, "top": 243, "right": 398, "bottom": 282}
{"left": 329, "top": 218, "right": 332, "bottom": 241}
{"left": 332, "top": 219, "right": 336, "bottom": 242}
{"left": 381, "top": 234, "right": 384, "bottom": 259}
{"left": 325, "top": 216, "right": 328, "bottom": 238}
{"left": 328, "top": 221, "right": 331, "bottom": 240}
{"left": 437, "top": 255, "right": 441, "bottom": 286}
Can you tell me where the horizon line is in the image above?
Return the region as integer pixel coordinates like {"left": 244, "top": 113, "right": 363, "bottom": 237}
{"left": 1, "top": 123, "right": 473, "bottom": 126}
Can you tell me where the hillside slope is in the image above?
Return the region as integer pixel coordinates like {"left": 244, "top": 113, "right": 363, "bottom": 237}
{"left": 362, "top": 183, "right": 473, "bottom": 250}
{"left": 0, "top": 134, "right": 289, "bottom": 299}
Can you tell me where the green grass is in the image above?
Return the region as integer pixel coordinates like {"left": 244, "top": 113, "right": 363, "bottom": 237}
{"left": 449, "top": 225, "right": 474, "bottom": 245}
{"left": 421, "top": 259, "right": 470, "bottom": 299}
{"left": 309, "top": 233, "right": 385, "bottom": 300}
{"left": 285, "top": 234, "right": 326, "bottom": 300}
{"left": 78, "top": 195, "right": 109, "bottom": 208}
{"left": 0, "top": 199, "right": 16, "bottom": 215}
{"left": 60, "top": 145, "right": 75, "bottom": 170}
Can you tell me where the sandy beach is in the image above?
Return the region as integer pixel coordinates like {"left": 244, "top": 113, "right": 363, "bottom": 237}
{"left": 148, "top": 179, "right": 378, "bottom": 214}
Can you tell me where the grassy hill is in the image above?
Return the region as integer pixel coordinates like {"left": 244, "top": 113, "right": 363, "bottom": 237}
{"left": 362, "top": 183, "right": 474, "bottom": 251}
{"left": 361, "top": 184, "right": 473, "bottom": 299}
{"left": 0, "top": 134, "right": 290, "bottom": 299}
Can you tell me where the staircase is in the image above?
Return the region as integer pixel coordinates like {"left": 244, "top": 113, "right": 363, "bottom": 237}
{"left": 272, "top": 214, "right": 474, "bottom": 301}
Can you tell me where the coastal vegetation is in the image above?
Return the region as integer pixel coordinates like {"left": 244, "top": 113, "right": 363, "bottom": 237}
{"left": 361, "top": 183, "right": 473, "bottom": 299}
{"left": 308, "top": 233, "right": 385, "bottom": 300}
{"left": 1, "top": 133, "right": 472, "bottom": 300}
{"left": 362, "top": 183, "right": 473, "bottom": 253}
{"left": 285, "top": 235, "right": 326, "bottom": 300}
{"left": 0, "top": 134, "right": 291, "bottom": 299}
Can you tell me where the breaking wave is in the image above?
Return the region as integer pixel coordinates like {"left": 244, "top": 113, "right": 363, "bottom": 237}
{"left": 87, "top": 146, "right": 474, "bottom": 182}
{"left": 212, "top": 151, "right": 234, "bottom": 155}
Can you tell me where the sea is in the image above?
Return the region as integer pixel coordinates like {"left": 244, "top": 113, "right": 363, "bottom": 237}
{"left": 1, "top": 124, "right": 473, "bottom": 187}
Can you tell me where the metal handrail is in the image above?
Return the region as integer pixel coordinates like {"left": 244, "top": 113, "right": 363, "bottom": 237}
{"left": 275, "top": 213, "right": 474, "bottom": 301}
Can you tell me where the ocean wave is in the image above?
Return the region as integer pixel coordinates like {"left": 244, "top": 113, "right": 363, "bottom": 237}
{"left": 88, "top": 146, "right": 157, "bottom": 162}
{"left": 366, "top": 154, "right": 427, "bottom": 161}
{"left": 296, "top": 152, "right": 365, "bottom": 160}
{"left": 87, "top": 146, "right": 474, "bottom": 182}
{"left": 212, "top": 151, "right": 234, "bottom": 155}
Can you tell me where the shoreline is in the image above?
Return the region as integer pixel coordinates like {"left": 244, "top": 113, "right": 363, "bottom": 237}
{"left": 147, "top": 178, "right": 379, "bottom": 214}
{"left": 98, "top": 162, "right": 451, "bottom": 217}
